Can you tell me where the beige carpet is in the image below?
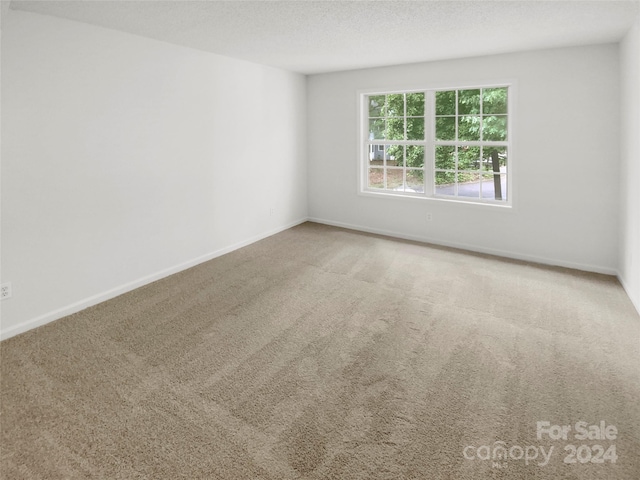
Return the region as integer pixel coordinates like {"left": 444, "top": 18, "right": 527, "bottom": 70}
{"left": 2, "top": 222, "right": 639, "bottom": 479}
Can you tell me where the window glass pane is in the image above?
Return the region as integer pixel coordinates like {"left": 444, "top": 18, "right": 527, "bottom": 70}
{"left": 369, "top": 119, "right": 385, "bottom": 140}
{"left": 458, "top": 116, "right": 481, "bottom": 141}
{"left": 435, "top": 90, "right": 455, "bottom": 115}
{"left": 481, "top": 174, "right": 507, "bottom": 200}
{"left": 368, "top": 168, "right": 384, "bottom": 189}
{"left": 458, "top": 89, "right": 481, "bottom": 115}
{"left": 435, "top": 146, "right": 455, "bottom": 169}
{"left": 386, "top": 168, "right": 403, "bottom": 190}
{"left": 368, "top": 144, "right": 385, "bottom": 166}
{"left": 406, "top": 170, "right": 424, "bottom": 193}
{"left": 435, "top": 117, "right": 455, "bottom": 141}
{"left": 368, "top": 95, "right": 385, "bottom": 117}
{"left": 406, "top": 93, "right": 425, "bottom": 116}
{"left": 386, "top": 94, "right": 404, "bottom": 117}
{"left": 435, "top": 171, "right": 456, "bottom": 195}
{"left": 482, "top": 88, "right": 507, "bottom": 114}
{"left": 386, "top": 145, "right": 404, "bottom": 167}
{"left": 483, "top": 115, "right": 507, "bottom": 141}
{"left": 386, "top": 118, "right": 404, "bottom": 140}
{"left": 482, "top": 147, "right": 507, "bottom": 172}
{"left": 501, "top": 174, "right": 507, "bottom": 200}
{"left": 458, "top": 146, "right": 481, "bottom": 170}
{"left": 407, "top": 117, "right": 424, "bottom": 140}
{"left": 406, "top": 145, "right": 425, "bottom": 168}
{"left": 458, "top": 173, "right": 480, "bottom": 197}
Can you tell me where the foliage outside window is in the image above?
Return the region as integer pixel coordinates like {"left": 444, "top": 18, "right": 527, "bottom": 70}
{"left": 363, "top": 86, "right": 510, "bottom": 204}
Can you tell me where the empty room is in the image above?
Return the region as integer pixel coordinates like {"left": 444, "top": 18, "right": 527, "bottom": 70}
{"left": 1, "top": 0, "right": 639, "bottom": 478}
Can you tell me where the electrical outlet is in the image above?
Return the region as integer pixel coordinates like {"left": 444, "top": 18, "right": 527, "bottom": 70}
{"left": 270, "top": 207, "right": 275, "bottom": 217}
{"left": 1, "top": 282, "right": 12, "bottom": 300}
{"left": 426, "top": 212, "right": 433, "bottom": 222}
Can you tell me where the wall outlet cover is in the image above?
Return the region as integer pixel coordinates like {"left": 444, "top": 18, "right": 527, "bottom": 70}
{"left": 1, "top": 283, "right": 12, "bottom": 300}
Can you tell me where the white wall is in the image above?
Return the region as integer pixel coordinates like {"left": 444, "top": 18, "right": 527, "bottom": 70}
{"left": 619, "top": 16, "right": 640, "bottom": 314}
{"left": 0, "top": 11, "right": 307, "bottom": 338}
{"left": 307, "top": 44, "right": 621, "bottom": 274}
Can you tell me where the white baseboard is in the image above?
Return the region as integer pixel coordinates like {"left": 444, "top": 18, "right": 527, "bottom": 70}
{"left": 0, "top": 218, "right": 308, "bottom": 341}
{"left": 617, "top": 273, "right": 640, "bottom": 317}
{"left": 307, "top": 217, "right": 619, "bottom": 276}
{"left": 4, "top": 216, "right": 630, "bottom": 341}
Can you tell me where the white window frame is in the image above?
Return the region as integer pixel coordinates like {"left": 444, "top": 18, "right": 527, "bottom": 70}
{"left": 358, "top": 82, "right": 514, "bottom": 208}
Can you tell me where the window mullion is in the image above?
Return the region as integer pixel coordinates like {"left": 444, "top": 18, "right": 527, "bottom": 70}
{"left": 454, "top": 90, "right": 459, "bottom": 197}
{"left": 480, "top": 88, "right": 484, "bottom": 143}
{"left": 425, "top": 90, "right": 435, "bottom": 197}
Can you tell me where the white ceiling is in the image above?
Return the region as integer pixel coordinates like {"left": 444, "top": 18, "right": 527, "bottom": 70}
{"left": 8, "top": 0, "right": 640, "bottom": 74}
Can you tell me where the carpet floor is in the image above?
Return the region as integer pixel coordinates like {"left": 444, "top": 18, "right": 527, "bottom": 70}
{"left": 1, "top": 222, "right": 639, "bottom": 479}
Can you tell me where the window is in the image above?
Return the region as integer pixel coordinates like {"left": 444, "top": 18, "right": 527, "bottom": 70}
{"left": 361, "top": 85, "right": 511, "bottom": 205}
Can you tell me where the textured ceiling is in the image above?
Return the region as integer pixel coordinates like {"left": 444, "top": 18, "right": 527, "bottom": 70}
{"left": 8, "top": 0, "right": 640, "bottom": 74}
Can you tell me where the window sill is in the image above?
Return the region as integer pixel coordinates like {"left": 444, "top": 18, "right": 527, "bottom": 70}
{"left": 358, "top": 189, "right": 513, "bottom": 209}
